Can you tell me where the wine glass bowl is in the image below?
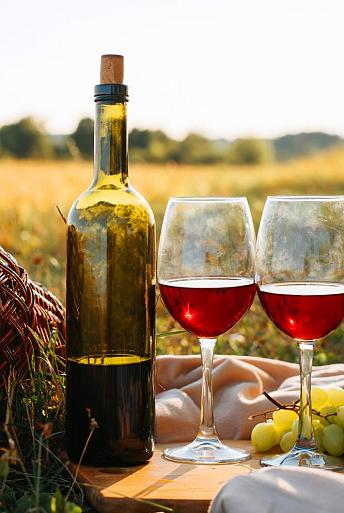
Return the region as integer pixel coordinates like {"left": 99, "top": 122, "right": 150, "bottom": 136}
{"left": 158, "top": 197, "right": 256, "bottom": 464}
{"left": 159, "top": 277, "right": 256, "bottom": 338}
{"left": 256, "top": 196, "right": 344, "bottom": 469}
{"left": 258, "top": 282, "right": 344, "bottom": 342}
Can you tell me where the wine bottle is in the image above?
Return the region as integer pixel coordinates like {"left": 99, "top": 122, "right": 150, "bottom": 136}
{"left": 65, "top": 55, "right": 156, "bottom": 467}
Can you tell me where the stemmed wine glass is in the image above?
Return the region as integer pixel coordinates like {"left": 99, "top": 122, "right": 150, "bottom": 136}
{"left": 158, "top": 197, "right": 256, "bottom": 464}
{"left": 256, "top": 196, "right": 344, "bottom": 469}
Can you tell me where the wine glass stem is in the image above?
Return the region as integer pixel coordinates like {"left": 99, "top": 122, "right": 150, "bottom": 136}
{"left": 296, "top": 341, "right": 316, "bottom": 450}
{"left": 198, "top": 338, "right": 218, "bottom": 440}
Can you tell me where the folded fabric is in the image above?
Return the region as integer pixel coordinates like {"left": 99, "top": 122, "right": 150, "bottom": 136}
{"left": 156, "top": 355, "right": 344, "bottom": 442}
{"left": 209, "top": 466, "right": 344, "bottom": 513}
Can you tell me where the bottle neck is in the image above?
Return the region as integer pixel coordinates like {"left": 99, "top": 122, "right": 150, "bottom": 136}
{"left": 93, "top": 102, "right": 128, "bottom": 187}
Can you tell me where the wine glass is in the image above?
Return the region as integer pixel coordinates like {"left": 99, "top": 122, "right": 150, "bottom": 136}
{"left": 158, "top": 197, "right": 256, "bottom": 464}
{"left": 256, "top": 196, "right": 344, "bottom": 469}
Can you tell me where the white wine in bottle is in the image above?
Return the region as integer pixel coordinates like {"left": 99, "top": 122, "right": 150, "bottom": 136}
{"left": 66, "top": 55, "right": 156, "bottom": 466}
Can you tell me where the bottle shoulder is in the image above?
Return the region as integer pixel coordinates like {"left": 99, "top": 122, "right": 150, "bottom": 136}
{"left": 67, "top": 183, "right": 155, "bottom": 228}
{"left": 127, "top": 185, "right": 155, "bottom": 223}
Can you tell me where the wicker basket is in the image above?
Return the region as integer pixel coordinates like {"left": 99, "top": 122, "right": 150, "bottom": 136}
{"left": 0, "top": 246, "right": 65, "bottom": 380}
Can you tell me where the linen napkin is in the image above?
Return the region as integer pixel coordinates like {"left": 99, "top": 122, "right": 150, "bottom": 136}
{"left": 209, "top": 466, "right": 344, "bottom": 513}
{"left": 156, "top": 355, "right": 344, "bottom": 442}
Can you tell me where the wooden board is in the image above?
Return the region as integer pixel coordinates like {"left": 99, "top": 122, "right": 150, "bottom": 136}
{"left": 70, "top": 441, "right": 264, "bottom": 513}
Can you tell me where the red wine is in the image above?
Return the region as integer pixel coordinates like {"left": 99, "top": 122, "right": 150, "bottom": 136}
{"left": 159, "top": 277, "right": 256, "bottom": 338}
{"left": 66, "top": 355, "right": 154, "bottom": 466}
{"left": 258, "top": 282, "right": 344, "bottom": 340}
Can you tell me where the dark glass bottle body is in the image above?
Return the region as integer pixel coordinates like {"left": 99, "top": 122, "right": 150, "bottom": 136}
{"left": 66, "top": 97, "right": 156, "bottom": 467}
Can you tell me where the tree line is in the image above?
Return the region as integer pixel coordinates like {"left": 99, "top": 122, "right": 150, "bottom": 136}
{"left": 0, "top": 117, "right": 273, "bottom": 165}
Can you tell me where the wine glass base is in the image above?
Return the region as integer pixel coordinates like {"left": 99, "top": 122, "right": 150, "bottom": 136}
{"left": 260, "top": 448, "right": 344, "bottom": 471}
{"left": 163, "top": 437, "right": 251, "bottom": 464}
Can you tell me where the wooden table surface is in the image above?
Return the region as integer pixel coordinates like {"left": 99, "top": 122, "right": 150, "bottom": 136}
{"left": 71, "top": 440, "right": 264, "bottom": 513}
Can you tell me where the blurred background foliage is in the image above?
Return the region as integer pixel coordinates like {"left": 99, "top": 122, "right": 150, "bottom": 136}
{"left": 0, "top": 116, "right": 343, "bottom": 165}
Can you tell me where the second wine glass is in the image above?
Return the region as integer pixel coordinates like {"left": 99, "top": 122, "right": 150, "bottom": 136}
{"left": 256, "top": 196, "right": 344, "bottom": 469}
{"left": 158, "top": 197, "right": 256, "bottom": 464}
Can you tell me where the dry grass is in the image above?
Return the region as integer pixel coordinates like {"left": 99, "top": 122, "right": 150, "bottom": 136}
{"left": 1, "top": 150, "right": 344, "bottom": 362}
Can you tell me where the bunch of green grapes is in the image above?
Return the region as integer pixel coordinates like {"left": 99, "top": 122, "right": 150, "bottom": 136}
{"left": 251, "top": 386, "right": 344, "bottom": 457}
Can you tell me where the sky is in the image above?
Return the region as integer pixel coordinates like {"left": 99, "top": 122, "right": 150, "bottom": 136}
{"left": 1, "top": 0, "right": 344, "bottom": 139}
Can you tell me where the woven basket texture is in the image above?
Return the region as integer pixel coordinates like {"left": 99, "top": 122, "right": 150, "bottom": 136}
{"left": 0, "top": 247, "right": 65, "bottom": 380}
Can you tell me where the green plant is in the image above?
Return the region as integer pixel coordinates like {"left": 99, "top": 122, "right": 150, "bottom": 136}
{"left": 0, "top": 333, "right": 85, "bottom": 512}
{"left": 226, "top": 137, "right": 274, "bottom": 165}
{"left": 0, "top": 118, "right": 53, "bottom": 159}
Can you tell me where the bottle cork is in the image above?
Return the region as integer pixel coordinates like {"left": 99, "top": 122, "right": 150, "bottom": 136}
{"left": 100, "top": 54, "right": 124, "bottom": 84}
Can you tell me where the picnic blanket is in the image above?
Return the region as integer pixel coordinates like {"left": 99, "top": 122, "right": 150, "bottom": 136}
{"left": 209, "top": 466, "right": 344, "bottom": 513}
{"left": 156, "top": 355, "right": 344, "bottom": 442}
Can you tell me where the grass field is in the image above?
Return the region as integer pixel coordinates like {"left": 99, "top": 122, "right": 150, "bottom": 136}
{"left": 1, "top": 149, "right": 344, "bottom": 363}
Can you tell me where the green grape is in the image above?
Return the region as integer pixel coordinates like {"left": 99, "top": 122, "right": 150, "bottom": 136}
{"left": 274, "top": 427, "right": 289, "bottom": 443}
{"left": 314, "top": 427, "right": 325, "bottom": 453}
{"left": 325, "top": 387, "right": 344, "bottom": 408}
{"left": 312, "top": 419, "right": 324, "bottom": 431}
{"left": 280, "top": 431, "right": 297, "bottom": 453}
{"left": 319, "top": 406, "right": 337, "bottom": 426}
{"left": 272, "top": 409, "right": 298, "bottom": 431}
{"left": 251, "top": 422, "right": 278, "bottom": 452}
{"left": 334, "top": 406, "right": 344, "bottom": 428}
{"left": 270, "top": 419, "right": 288, "bottom": 442}
{"left": 311, "top": 386, "right": 328, "bottom": 410}
{"left": 322, "top": 424, "right": 344, "bottom": 457}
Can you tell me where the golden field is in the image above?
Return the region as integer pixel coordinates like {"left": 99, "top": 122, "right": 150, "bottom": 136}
{"left": 1, "top": 150, "right": 344, "bottom": 362}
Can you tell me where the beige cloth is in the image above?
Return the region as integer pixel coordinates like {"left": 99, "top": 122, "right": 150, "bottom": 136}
{"left": 209, "top": 467, "right": 344, "bottom": 513}
{"left": 156, "top": 355, "right": 344, "bottom": 442}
